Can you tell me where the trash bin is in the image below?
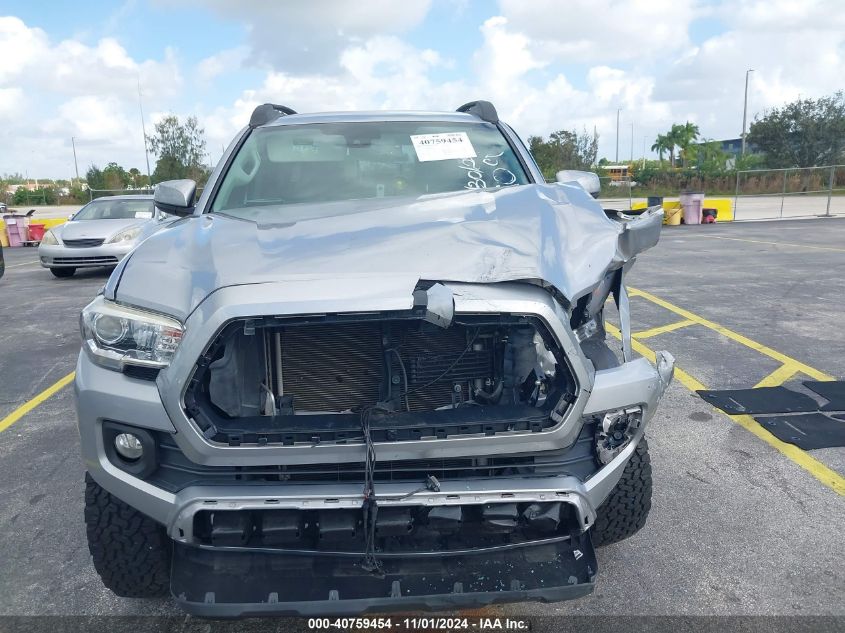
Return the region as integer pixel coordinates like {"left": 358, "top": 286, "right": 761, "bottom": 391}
{"left": 3, "top": 214, "right": 27, "bottom": 247}
{"left": 679, "top": 191, "right": 705, "bottom": 225}
{"left": 28, "top": 223, "right": 46, "bottom": 241}
{"left": 664, "top": 207, "right": 682, "bottom": 225}
{"left": 647, "top": 195, "right": 664, "bottom": 207}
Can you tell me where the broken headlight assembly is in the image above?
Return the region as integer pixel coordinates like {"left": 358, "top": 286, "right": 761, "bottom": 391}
{"left": 594, "top": 406, "right": 642, "bottom": 464}
{"left": 80, "top": 295, "right": 184, "bottom": 371}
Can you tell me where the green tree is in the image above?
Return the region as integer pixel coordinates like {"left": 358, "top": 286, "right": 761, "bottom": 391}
{"left": 147, "top": 114, "right": 209, "bottom": 184}
{"left": 527, "top": 128, "right": 599, "bottom": 180}
{"left": 747, "top": 92, "right": 845, "bottom": 168}
{"left": 668, "top": 122, "right": 700, "bottom": 167}
{"left": 13, "top": 187, "right": 56, "bottom": 205}
{"left": 650, "top": 134, "right": 671, "bottom": 164}
{"left": 102, "top": 162, "right": 131, "bottom": 190}
{"left": 85, "top": 165, "right": 106, "bottom": 191}
{"left": 692, "top": 139, "right": 729, "bottom": 176}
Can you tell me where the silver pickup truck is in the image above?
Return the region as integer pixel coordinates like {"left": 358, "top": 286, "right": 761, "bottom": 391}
{"left": 76, "top": 100, "right": 674, "bottom": 616}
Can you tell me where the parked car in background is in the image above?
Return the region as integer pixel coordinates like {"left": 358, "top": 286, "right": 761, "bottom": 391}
{"left": 38, "top": 195, "right": 177, "bottom": 278}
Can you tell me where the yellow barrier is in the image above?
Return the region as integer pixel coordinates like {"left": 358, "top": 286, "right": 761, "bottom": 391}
{"left": 630, "top": 198, "right": 734, "bottom": 223}
{"left": 0, "top": 218, "right": 67, "bottom": 246}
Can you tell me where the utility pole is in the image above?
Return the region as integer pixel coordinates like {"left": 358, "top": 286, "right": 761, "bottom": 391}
{"left": 615, "top": 108, "right": 621, "bottom": 163}
{"left": 71, "top": 136, "right": 80, "bottom": 184}
{"left": 741, "top": 69, "right": 754, "bottom": 156}
{"left": 138, "top": 78, "right": 153, "bottom": 187}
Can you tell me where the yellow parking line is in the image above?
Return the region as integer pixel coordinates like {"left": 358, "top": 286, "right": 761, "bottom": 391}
{"left": 633, "top": 319, "right": 696, "bottom": 340}
{"left": 629, "top": 287, "right": 834, "bottom": 382}
{"left": 0, "top": 372, "right": 76, "bottom": 433}
{"left": 606, "top": 324, "right": 845, "bottom": 496}
{"left": 698, "top": 235, "right": 845, "bottom": 253}
{"left": 754, "top": 363, "right": 800, "bottom": 388}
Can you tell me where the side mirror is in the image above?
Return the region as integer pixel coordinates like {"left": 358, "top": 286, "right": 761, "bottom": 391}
{"left": 555, "top": 170, "right": 601, "bottom": 198}
{"left": 153, "top": 180, "right": 197, "bottom": 216}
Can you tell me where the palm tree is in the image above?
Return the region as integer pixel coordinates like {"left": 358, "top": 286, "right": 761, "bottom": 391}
{"left": 672, "top": 121, "right": 700, "bottom": 167}
{"left": 651, "top": 134, "right": 670, "bottom": 164}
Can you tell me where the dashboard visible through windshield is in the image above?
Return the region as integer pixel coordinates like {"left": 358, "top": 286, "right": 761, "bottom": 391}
{"left": 210, "top": 120, "right": 530, "bottom": 219}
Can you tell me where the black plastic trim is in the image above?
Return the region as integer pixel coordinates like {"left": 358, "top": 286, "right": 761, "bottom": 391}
{"left": 171, "top": 531, "right": 596, "bottom": 616}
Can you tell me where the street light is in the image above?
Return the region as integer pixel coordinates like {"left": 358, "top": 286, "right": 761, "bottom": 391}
{"left": 615, "top": 108, "right": 621, "bottom": 163}
{"left": 741, "top": 69, "right": 754, "bottom": 156}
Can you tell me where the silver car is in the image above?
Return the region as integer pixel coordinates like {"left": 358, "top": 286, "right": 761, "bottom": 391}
{"left": 76, "top": 102, "right": 674, "bottom": 616}
{"left": 38, "top": 195, "right": 175, "bottom": 278}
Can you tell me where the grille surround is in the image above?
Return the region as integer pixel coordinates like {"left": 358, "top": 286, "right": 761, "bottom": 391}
{"left": 52, "top": 255, "right": 118, "bottom": 265}
{"left": 61, "top": 238, "right": 105, "bottom": 247}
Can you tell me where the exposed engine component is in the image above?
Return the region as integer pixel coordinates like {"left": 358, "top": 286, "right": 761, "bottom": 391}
{"left": 204, "top": 318, "right": 564, "bottom": 417}
{"left": 187, "top": 313, "right": 575, "bottom": 446}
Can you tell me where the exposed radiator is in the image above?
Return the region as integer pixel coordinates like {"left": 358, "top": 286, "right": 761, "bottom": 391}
{"left": 277, "top": 321, "right": 494, "bottom": 413}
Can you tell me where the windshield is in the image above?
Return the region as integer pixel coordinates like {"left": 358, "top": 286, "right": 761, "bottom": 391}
{"left": 210, "top": 121, "right": 530, "bottom": 217}
{"left": 73, "top": 199, "right": 154, "bottom": 221}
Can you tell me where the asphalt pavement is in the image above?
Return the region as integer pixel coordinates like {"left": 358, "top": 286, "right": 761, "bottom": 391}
{"left": 0, "top": 218, "right": 843, "bottom": 628}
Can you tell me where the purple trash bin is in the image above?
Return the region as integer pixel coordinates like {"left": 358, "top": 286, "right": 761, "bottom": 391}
{"left": 3, "top": 215, "right": 28, "bottom": 247}
{"left": 679, "top": 192, "right": 705, "bottom": 225}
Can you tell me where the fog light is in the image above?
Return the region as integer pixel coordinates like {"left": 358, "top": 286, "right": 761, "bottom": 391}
{"left": 596, "top": 406, "right": 642, "bottom": 464}
{"left": 114, "top": 433, "right": 143, "bottom": 460}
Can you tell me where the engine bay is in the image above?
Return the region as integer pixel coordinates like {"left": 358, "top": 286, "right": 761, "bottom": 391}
{"left": 184, "top": 314, "right": 577, "bottom": 446}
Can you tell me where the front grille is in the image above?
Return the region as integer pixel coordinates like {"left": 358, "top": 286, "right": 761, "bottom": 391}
{"left": 62, "top": 238, "right": 105, "bottom": 247}
{"left": 52, "top": 256, "right": 118, "bottom": 264}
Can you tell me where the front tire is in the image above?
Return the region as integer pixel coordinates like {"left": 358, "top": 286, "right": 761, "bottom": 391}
{"left": 591, "top": 438, "right": 653, "bottom": 547}
{"left": 84, "top": 473, "right": 171, "bottom": 598}
{"left": 50, "top": 267, "right": 75, "bottom": 278}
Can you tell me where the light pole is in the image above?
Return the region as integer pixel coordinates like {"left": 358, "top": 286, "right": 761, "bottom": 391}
{"left": 138, "top": 79, "right": 153, "bottom": 187}
{"left": 615, "top": 108, "right": 621, "bottom": 163}
{"left": 71, "top": 136, "right": 80, "bottom": 184}
{"left": 642, "top": 135, "right": 647, "bottom": 169}
{"left": 741, "top": 69, "right": 754, "bottom": 156}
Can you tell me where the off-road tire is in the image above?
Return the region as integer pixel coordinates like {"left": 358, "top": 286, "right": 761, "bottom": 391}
{"left": 591, "top": 438, "right": 652, "bottom": 547}
{"left": 84, "top": 473, "right": 171, "bottom": 597}
{"left": 50, "top": 267, "right": 75, "bottom": 278}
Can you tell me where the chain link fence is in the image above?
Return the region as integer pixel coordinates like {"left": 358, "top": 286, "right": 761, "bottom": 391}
{"left": 733, "top": 165, "right": 845, "bottom": 220}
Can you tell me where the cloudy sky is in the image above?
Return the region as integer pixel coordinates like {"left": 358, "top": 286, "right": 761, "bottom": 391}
{"left": 1, "top": 0, "right": 842, "bottom": 179}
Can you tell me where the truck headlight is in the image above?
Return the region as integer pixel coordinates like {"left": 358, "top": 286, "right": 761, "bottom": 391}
{"left": 80, "top": 296, "right": 184, "bottom": 371}
{"left": 107, "top": 226, "right": 141, "bottom": 244}
{"left": 41, "top": 230, "right": 59, "bottom": 245}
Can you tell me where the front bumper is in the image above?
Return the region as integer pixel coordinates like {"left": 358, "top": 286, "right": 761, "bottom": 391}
{"left": 74, "top": 279, "right": 674, "bottom": 614}
{"left": 76, "top": 347, "right": 674, "bottom": 538}
{"left": 38, "top": 242, "right": 134, "bottom": 268}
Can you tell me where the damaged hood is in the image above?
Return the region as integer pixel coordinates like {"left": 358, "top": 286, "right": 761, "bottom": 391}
{"left": 110, "top": 183, "right": 661, "bottom": 321}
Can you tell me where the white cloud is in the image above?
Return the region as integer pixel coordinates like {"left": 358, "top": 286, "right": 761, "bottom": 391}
{"left": 0, "top": 16, "right": 181, "bottom": 177}
{"left": 4, "top": 1, "right": 845, "bottom": 178}
{"left": 181, "top": 0, "right": 433, "bottom": 73}
{"left": 497, "top": 0, "right": 698, "bottom": 63}
{"left": 196, "top": 46, "right": 248, "bottom": 83}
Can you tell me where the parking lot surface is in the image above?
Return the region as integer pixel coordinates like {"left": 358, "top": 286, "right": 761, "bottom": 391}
{"left": 0, "top": 218, "right": 843, "bottom": 625}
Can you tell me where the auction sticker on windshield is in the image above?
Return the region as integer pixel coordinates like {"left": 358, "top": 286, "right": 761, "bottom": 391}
{"left": 411, "top": 132, "right": 476, "bottom": 162}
